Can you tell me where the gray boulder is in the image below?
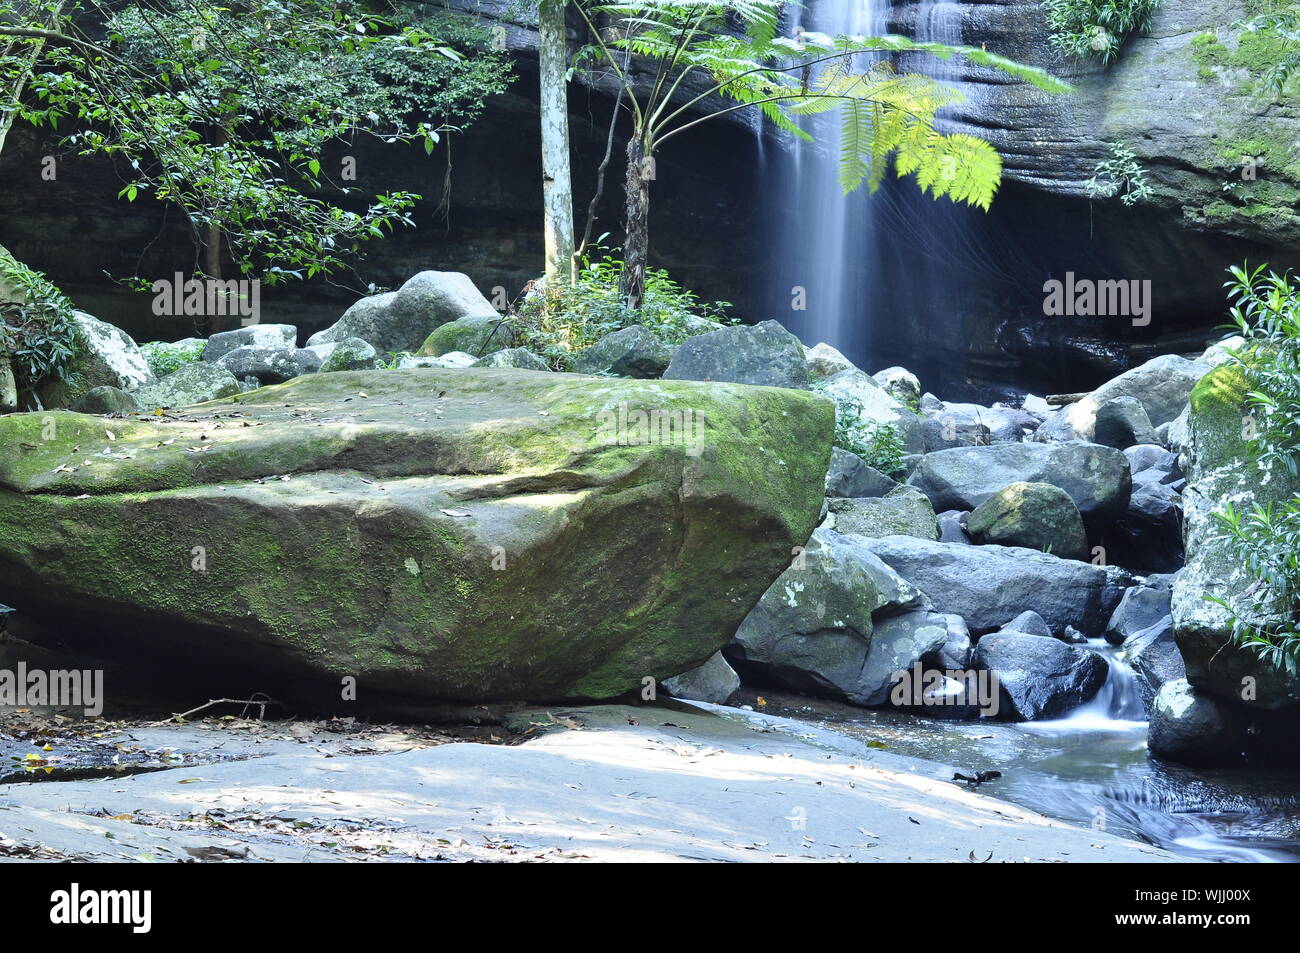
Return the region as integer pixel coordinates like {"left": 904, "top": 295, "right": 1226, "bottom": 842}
{"left": 1148, "top": 679, "right": 1243, "bottom": 766}
{"left": 70, "top": 386, "right": 139, "bottom": 415}
{"left": 398, "top": 351, "right": 478, "bottom": 369}
{"left": 1000, "top": 610, "right": 1053, "bottom": 639}
{"left": 134, "top": 363, "right": 241, "bottom": 410}
{"left": 931, "top": 402, "right": 1027, "bottom": 443}
{"left": 572, "top": 325, "right": 673, "bottom": 378}
{"left": 308, "top": 272, "right": 499, "bottom": 355}
{"left": 1035, "top": 355, "right": 1209, "bottom": 444}
{"left": 1105, "top": 585, "right": 1172, "bottom": 646}
{"left": 203, "top": 325, "right": 297, "bottom": 363}
{"left": 907, "top": 442, "right": 1131, "bottom": 531}
{"left": 966, "top": 481, "right": 1089, "bottom": 561}
{"left": 474, "top": 348, "right": 550, "bottom": 371}
{"left": 860, "top": 536, "right": 1133, "bottom": 636}
{"left": 973, "top": 633, "right": 1108, "bottom": 721}
{"left": 921, "top": 413, "right": 991, "bottom": 452}
{"left": 217, "top": 345, "right": 321, "bottom": 384}
{"left": 805, "top": 342, "right": 856, "bottom": 380}
{"left": 664, "top": 319, "right": 809, "bottom": 389}
{"left": 823, "top": 486, "right": 939, "bottom": 539}
{"left": 660, "top": 651, "right": 741, "bottom": 704}
{"left": 319, "top": 338, "right": 380, "bottom": 373}
{"left": 824, "top": 447, "right": 899, "bottom": 498}
{"left": 726, "top": 528, "right": 929, "bottom": 704}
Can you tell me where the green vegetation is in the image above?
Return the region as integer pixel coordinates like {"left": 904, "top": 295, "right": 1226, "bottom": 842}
{"left": 1085, "top": 143, "right": 1154, "bottom": 205}
{"left": 140, "top": 339, "right": 206, "bottom": 378}
{"left": 1207, "top": 264, "right": 1300, "bottom": 673}
{"left": 0, "top": 1, "right": 512, "bottom": 296}
{"left": 0, "top": 252, "right": 81, "bottom": 393}
{"left": 513, "top": 249, "right": 733, "bottom": 369}
{"left": 1041, "top": 0, "right": 1160, "bottom": 63}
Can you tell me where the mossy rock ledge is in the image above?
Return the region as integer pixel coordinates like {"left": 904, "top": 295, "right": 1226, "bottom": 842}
{"left": 0, "top": 368, "right": 833, "bottom": 703}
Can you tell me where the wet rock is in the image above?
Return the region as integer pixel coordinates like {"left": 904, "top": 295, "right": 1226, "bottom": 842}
{"left": 973, "top": 633, "right": 1108, "bottom": 721}
{"left": 664, "top": 319, "right": 809, "bottom": 389}
{"left": 1105, "top": 586, "right": 1172, "bottom": 646}
{"left": 1149, "top": 679, "right": 1244, "bottom": 766}
{"left": 1000, "top": 610, "right": 1052, "bottom": 639}
{"left": 572, "top": 325, "right": 673, "bottom": 378}
{"left": 1123, "top": 617, "right": 1184, "bottom": 710}
{"left": 1172, "top": 364, "right": 1300, "bottom": 711}
{"left": 966, "top": 481, "right": 1089, "bottom": 561}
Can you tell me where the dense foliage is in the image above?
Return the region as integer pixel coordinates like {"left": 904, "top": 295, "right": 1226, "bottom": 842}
{"left": 0, "top": 252, "right": 81, "bottom": 392}
{"left": 1, "top": 1, "right": 512, "bottom": 286}
{"left": 1208, "top": 264, "right": 1300, "bottom": 673}
{"left": 514, "top": 249, "right": 733, "bottom": 369}
{"left": 1041, "top": 0, "right": 1160, "bottom": 63}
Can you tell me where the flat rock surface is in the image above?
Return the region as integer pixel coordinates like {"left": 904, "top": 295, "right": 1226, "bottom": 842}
{"left": 0, "top": 703, "right": 1182, "bottom": 862}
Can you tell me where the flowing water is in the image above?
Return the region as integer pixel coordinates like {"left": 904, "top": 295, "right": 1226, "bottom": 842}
{"left": 739, "top": 643, "right": 1300, "bottom": 863}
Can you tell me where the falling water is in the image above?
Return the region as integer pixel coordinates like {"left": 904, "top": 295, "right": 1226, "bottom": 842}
{"left": 766, "top": 0, "right": 885, "bottom": 359}
{"left": 765, "top": 0, "right": 1010, "bottom": 376}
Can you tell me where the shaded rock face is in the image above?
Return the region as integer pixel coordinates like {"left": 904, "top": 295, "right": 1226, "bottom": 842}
{"left": 660, "top": 651, "right": 740, "bottom": 705}
{"left": 572, "top": 325, "right": 673, "bottom": 379}
{"left": 1148, "top": 679, "right": 1244, "bottom": 766}
{"left": 0, "top": 369, "right": 834, "bottom": 703}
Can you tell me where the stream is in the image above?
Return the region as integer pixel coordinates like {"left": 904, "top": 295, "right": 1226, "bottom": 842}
{"left": 735, "top": 642, "right": 1300, "bottom": 863}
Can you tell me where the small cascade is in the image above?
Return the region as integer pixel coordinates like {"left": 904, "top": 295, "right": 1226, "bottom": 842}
{"left": 1020, "top": 640, "right": 1147, "bottom": 734}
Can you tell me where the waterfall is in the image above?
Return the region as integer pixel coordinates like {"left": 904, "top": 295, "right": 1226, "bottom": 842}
{"left": 765, "top": 0, "right": 885, "bottom": 361}
{"left": 763, "top": 0, "right": 1001, "bottom": 377}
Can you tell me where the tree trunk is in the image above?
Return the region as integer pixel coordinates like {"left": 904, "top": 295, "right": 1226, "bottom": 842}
{"left": 619, "top": 137, "right": 650, "bottom": 309}
{"left": 538, "top": 0, "right": 575, "bottom": 285}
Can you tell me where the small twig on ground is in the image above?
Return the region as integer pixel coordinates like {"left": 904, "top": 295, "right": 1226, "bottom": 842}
{"left": 156, "top": 693, "right": 282, "bottom": 725}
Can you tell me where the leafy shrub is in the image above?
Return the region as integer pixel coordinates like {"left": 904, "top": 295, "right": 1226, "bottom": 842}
{"left": 0, "top": 254, "right": 82, "bottom": 392}
{"left": 1041, "top": 0, "right": 1160, "bottom": 62}
{"left": 140, "top": 339, "right": 207, "bottom": 378}
{"left": 1085, "top": 143, "right": 1154, "bottom": 206}
{"left": 513, "top": 249, "right": 734, "bottom": 370}
{"left": 1206, "top": 264, "right": 1300, "bottom": 673}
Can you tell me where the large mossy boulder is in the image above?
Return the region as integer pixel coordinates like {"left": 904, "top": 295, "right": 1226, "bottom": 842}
{"left": 1172, "top": 362, "right": 1300, "bottom": 711}
{"left": 0, "top": 369, "right": 833, "bottom": 703}
{"left": 133, "top": 362, "right": 241, "bottom": 410}
{"left": 37, "top": 312, "right": 155, "bottom": 408}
